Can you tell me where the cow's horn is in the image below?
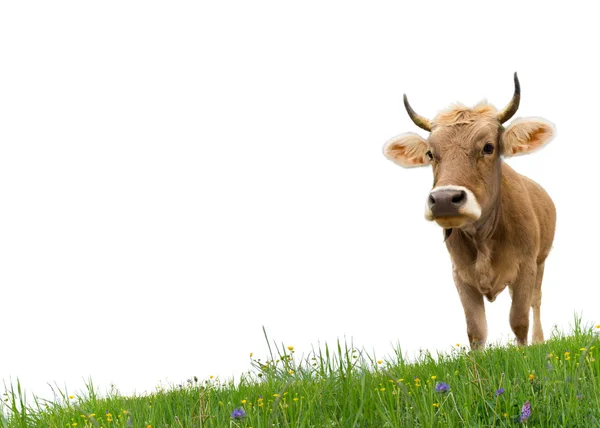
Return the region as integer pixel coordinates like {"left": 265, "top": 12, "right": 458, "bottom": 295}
{"left": 403, "top": 94, "right": 432, "bottom": 132}
{"left": 497, "top": 72, "right": 521, "bottom": 124}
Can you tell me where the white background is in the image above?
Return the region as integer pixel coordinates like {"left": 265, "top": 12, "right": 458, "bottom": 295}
{"left": 1, "top": 1, "right": 598, "bottom": 400}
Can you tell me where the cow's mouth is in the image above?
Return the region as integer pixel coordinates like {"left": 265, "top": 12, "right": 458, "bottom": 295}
{"left": 424, "top": 185, "right": 482, "bottom": 228}
{"left": 433, "top": 215, "right": 471, "bottom": 229}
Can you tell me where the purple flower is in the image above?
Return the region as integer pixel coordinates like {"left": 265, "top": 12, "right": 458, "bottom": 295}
{"left": 495, "top": 388, "right": 505, "bottom": 396}
{"left": 435, "top": 382, "right": 450, "bottom": 393}
{"left": 520, "top": 401, "right": 531, "bottom": 423}
{"left": 231, "top": 408, "right": 246, "bottom": 419}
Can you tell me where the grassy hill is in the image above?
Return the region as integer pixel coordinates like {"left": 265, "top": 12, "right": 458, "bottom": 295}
{"left": 2, "top": 319, "right": 599, "bottom": 427}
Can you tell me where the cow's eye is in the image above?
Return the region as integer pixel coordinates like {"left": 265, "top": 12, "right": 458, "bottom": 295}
{"left": 482, "top": 143, "right": 494, "bottom": 155}
{"left": 425, "top": 150, "right": 433, "bottom": 160}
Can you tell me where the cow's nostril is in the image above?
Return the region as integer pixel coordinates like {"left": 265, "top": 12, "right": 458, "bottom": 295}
{"left": 452, "top": 191, "right": 467, "bottom": 205}
{"left": 428, "top": 194, "right": 436, "bottom": 206}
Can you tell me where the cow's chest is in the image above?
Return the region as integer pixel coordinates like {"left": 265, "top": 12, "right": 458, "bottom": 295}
{"left": 452, "top": 243, "right": 518, "bottom": 302}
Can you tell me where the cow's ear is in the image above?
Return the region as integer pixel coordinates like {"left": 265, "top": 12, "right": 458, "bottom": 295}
{"left": 502, "top": 117, "right": 555, "bottom": 157}
{"left": 383, "top": 133, "right": 430, "bottom": 168}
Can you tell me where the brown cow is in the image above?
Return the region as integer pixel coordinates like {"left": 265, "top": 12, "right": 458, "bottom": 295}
{"left": 383, "top": 73, "right": 556, "bottom": 349}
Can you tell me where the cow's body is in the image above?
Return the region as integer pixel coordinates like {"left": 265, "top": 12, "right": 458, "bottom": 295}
{"left": 448, "top": 162, "right": 555, "bottom": 347}
{"left": 383, "top": 74, "right": 556, "bottom": 348}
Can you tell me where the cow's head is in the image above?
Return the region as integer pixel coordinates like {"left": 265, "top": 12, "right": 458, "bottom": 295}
{"left": 383, "top": 73, "right": 555, "bottom": 230}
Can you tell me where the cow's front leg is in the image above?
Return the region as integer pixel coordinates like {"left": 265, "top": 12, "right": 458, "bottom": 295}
{"left": 454, "top": 271, "right": 487, "bottom": 349}
{"left": 509, "top": 262, "right": 536, "bottom": 346}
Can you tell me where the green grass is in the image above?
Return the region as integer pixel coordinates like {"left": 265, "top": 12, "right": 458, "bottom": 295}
{"left": 2, "top": 318, "right": 599, "bottom": 427}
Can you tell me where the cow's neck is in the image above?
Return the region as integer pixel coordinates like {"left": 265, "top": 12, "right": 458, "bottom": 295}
{"left": 448, "top": 160, "right": 504, "bottom": 294}
{"left": 455, "top": 214, "right": 499, "bottom": 247}
{"left": 445, "top": 203, "right": 502, "bottom": 247}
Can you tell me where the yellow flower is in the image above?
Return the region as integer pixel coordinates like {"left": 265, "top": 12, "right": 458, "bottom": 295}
{"left": 250, "top": 352, "right": 253, "bottom": 357}
{"left": 89, "top": 414, "right": 95, "bottom": 417}
{"left": 504, "top": 413, "right": 508, "bottom": 418}
{"left": 380, "top": 387, "right": 385, "bottom": 392}
{"left": 69, "top": 395, "right": 75, "bottom": 399}
{"left": 287, "top": 346, "right": 294, "bottom": 351}
{"left": 595, "top": 324, "right": 600, "bottom": 329}
{"left": 293, "top": 397, "right": 299, "bottom": 402}
{"left": 72, "top": 424, "right": 77, "bottom": 427}
{"left": 398, "top": 378, "right": 404, "bottom": 382}
{"left": 377, "top": 360, "right": 383, "bottom": 365}
{"left": 273, "top": 394, "right": 280, "bottom": 397}
{"left": 289, "top": 370, "right": 294, "bottom": 375}
{"left": 209, "top": 375, "right": 214, "bottom": 379}
{"left": 580, "top": 348, "right": 587, "bottom": 351}
{"left": 431, "top": 376, "right": 437, "bottom": 380}
{"left": 433, "top": 403, "right": 440, "bottom": 408}
{"left": 529, "top": 374, "right": 535, "bottom": 381}
{"left": 241, "top": 399, "right": 247, "bottom": 404}
{"left": 147, "top": 425, "right": 152, "bottom": 428}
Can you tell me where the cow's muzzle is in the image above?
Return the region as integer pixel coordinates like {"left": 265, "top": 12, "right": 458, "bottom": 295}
{"left": 424, "top": 185, "right": 481, "bottom": 228}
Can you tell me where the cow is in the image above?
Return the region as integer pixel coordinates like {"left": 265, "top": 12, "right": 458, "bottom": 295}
{"left": 383, "top": 73, "right": 556, "bottom": 349}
